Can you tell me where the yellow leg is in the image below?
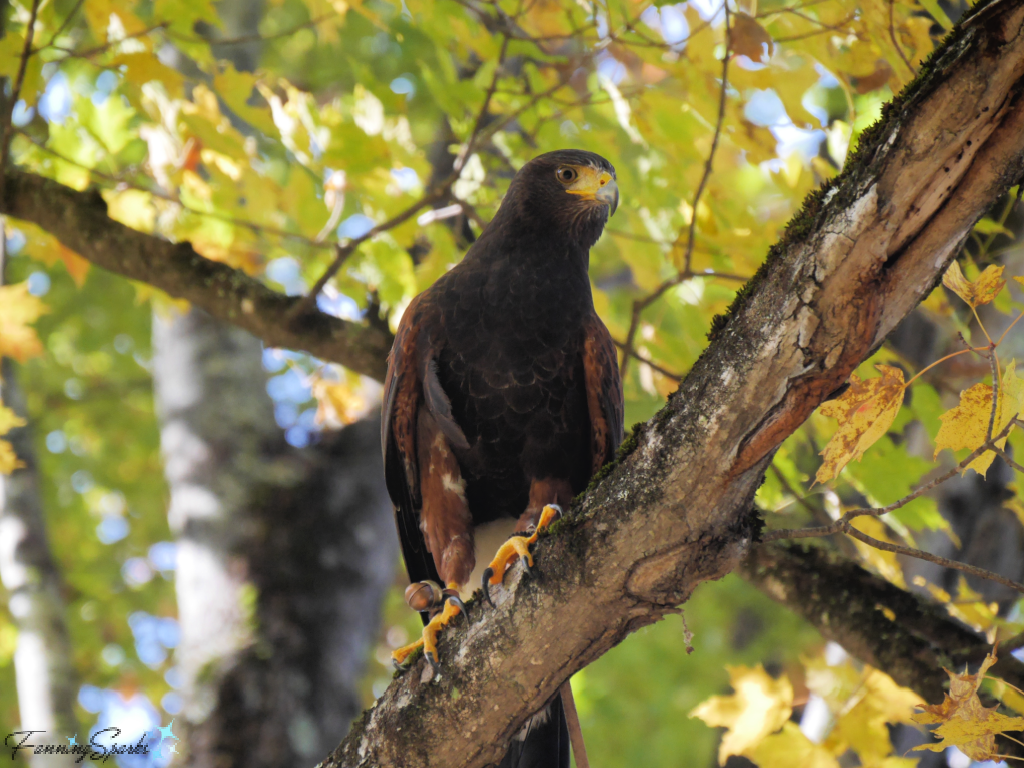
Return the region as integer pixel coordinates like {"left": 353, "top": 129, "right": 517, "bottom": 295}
{"left": 392, "top": 582, "right": 464, "bottom": 673}
{"left": 482, "top": 504, "right": 562, "bottom": 604}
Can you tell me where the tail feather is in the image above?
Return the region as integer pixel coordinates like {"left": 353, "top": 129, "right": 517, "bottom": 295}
{"left": 498, "top": 693, "right": 570, "bottom": 768}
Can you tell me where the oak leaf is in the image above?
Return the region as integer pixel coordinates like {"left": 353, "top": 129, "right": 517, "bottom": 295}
{"left": 0, "top": 282, "right": 48, "bottom": 362}
{"left": 815, "top": 365, "right": 905, "bottom": 484}
{"left": 912, "top": 651, "right": 1024, "bottom": 762}
{"left": 942, "top": 261, "right": 1005, "bottom": 307}
{"left": 689, "top": 664, "right": 793, "bottom": 764}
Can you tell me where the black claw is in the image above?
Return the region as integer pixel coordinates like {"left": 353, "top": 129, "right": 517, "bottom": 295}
{"left": 481, "top": 568, "right": 494, "bottom": 606}
{"left": 393, "top": 658, "right": 405, "bottom": 673}
{"left": 426, "top": 651, "right": 441, "bottom": 675}
{"left": 522, "top": 557, "right": 533, "bottom": 575}
{"left": 446, "top": 594, "right": 467, "bottom": 615}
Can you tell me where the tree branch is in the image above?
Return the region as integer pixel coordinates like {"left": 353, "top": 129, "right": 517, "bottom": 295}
{"left": 312, "top": 3, "right": 1024, "bottom": 766}
{"left": 1, "top": 170, "right": 394, "bottom": 380}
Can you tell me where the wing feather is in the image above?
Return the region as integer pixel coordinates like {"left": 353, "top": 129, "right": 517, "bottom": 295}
{"left": 582, "top": 313, "right": 625, "bottom": 474}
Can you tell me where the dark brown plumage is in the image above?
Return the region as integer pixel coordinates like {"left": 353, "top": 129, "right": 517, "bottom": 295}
{"left": 382, "top": 149, "right": 624, "bottom": 592}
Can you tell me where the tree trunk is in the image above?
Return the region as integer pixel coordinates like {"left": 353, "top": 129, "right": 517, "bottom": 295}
{"left": 0, "top": 361, "right": 79, "bottom": 768}
{"left": 152, "top": 308, "right": 397, "bottom": 768}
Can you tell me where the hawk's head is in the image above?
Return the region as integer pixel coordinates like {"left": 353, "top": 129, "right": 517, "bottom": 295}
{"left": 500, "top": 149, "right": 618, "bottom": 250}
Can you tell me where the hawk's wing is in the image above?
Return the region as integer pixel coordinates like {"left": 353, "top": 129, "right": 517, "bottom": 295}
{"left": 382, "top": 293, "right": 443, "bottom": 586}
{"left": 582, "top": 313, "right": 625, "bottom": 473}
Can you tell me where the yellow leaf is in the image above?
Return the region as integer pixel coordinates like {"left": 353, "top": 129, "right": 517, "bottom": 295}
{"left": 942, "top": 261, "right": 1005, "bottom": 308}
{"left": 912, "top": 651, "right": 1024, "bottom": 762}
{"left": 311, "top": 371, "right": 370, "bottom": 427}
{"left": 0, "top": 282, "right": 48, "bottom": 362}
{"left": 749, "top": 722, "right": 840, "bottom": 768}
{"left": 57, "top": 245, "right": 90, "bottom": 287}
{"left": 849, "top": 517, "right": 906, "bottom": 588}
{"left": 934, "top": 361, "right": 1024, "bottom": 476}
{"left": 689, "top": 664, "right": 793, "bottom": 764}
{"left": 0, "top": 401, "right": 26, "bottom": 436}
{"left": 0, "top": 440, "right": 22, "bottom": 474}
{"left": 815, "top": 366, "right": 905, "bottom": 484}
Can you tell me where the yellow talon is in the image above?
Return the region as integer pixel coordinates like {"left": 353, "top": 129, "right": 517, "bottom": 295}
{"left": 392, "top": 582, "right": 463, "bottom": 673}
{"left": 482, "top": 504, "right": 562, "bottom": 604}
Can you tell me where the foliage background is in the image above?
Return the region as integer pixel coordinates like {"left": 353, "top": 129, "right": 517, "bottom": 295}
{"left": 2, "top": 0, "right": 1023, "bottom": 765}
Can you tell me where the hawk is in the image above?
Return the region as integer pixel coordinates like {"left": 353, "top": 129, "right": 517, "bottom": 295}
{"left": 382, "top": 149, "right": 624, "bottom": 767}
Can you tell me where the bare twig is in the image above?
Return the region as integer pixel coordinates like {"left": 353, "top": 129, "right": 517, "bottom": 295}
{"left": 165, "top": 13, "right": 337, "bottom": 47}
{"left": 0, "top": 0, "right": 42, "bottom": 209}
{"left": 888, "top": 0, "right": 917, "bottom": 77}
{"left": 619, "top": 4, "right": 731, "bottom": 378}
{"left": 290, "top": 63, "right": 571, "bottom": 319}
{"left": 844, "top": 525, "right": 1024, "bottom": 596}
{"left": 34, "top": 0, "right": 86, "bottom": 53}
{"left": 764, "top": 420, "right": 1024, "bottom": 596}
{"left": 987, "top": 348, "right": 1000, "bottom": 442}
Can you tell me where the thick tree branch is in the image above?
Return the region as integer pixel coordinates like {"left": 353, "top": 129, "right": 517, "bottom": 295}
{"left": 740, "top": 543, "right": 1021, "bottom": 701}
{"left": 741, "top": 543, "right": 1024, "bottom": 758}
{"left": 1, "top": 171, "right": 394, "bottom": 380}
{"left": 311, "top": 4, "right": 1024, "bottom": 766}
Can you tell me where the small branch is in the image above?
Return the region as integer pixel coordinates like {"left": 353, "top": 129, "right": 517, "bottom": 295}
{"left": 290, "top": 66, "right": 571, "bottom": 319}
{"left": 844, "top": 525, "right": 1024, "bottom": 596}
{"left": 34, "top": 0, "right": 86, "bottom": 53}
{"left": 0, "top": 0, "right": 42, "bottom": 209}
{"left": 888, "top": 0, "right": 917, "bottom": 77}
{"left": 619, "top": 8, "right": 731, "bottom": 377}
{"left": 165, "top": 13, "right": 337, "bottom": 47}
{"left": 764, "top": 419, "right": 1024, "bottom": 594}
{"left": 988, "top": 347, "right": 1000, "bottom": 442}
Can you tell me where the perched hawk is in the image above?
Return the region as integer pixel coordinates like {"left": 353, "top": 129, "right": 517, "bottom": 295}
{"left": 382, "top": 149, "right": 624, "bottom": 768}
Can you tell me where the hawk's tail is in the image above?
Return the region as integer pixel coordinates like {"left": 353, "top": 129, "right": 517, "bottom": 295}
{"left": 498, "top": 692, "right": 571, "bottom": 768}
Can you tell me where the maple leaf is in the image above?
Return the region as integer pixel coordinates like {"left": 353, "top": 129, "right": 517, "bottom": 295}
{"left": 942, "top": 261, "right": 1006, "bottom": 307}
{"left": 815, "top": 365, "right": 905, "bottom": 484}
{"left": 912, "top": 651, "right": 1024, "bottom": 762}
{"left": 934, "top": 361, "right": 1024, "bottom": 476}
{"left": 749, "top": 722, "right": 839, "bottom": 768}
{"left": 0, "top": 282, "right": 48, "bottom": 362}
{"left": 689, "top": 664, "right": 793, "bottom": 764}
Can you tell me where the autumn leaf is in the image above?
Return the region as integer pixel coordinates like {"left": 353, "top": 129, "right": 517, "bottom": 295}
{"left": 311, "top": 370, "right": 371, "bottom": 427}
{"left": 731, "top": 13, "right": 774, "bottom": 63}
{"left": 0, "top": 401, "right": 26, "bottom": 436}
{"left": 934, "top": 361, "right": 1024, "bottom": 476}
{"left": 0, "top": 282, "right": 48, "bottom": 362}
{"left": 942, "top": 261, "right": 1006, "bottom": 308}
{"left": 689, "top": 664, "right": 793, "bottom": 764}
{"left": 0, "top": 440, "right": 21, "bottom": 474}
{"left": 815, "top": 365, "right": 905, "bottom": 484}
{"left": 912, "top": 651, "right": 1024, "bottom": 762}
{"left": 749, "top": 722, "right": 839, "bottom": 768}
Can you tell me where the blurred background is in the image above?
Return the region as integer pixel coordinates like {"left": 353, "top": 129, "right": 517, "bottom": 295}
{"left": 2, "top": 0, "right": 1023, "bottom": 765}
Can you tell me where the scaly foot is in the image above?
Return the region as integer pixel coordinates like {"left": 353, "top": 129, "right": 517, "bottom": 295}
{"left": 392, "top": 582, "right": 465, "bottom": 674}
{"left": 481, "top": 504, "right": 562, "bottom": 606}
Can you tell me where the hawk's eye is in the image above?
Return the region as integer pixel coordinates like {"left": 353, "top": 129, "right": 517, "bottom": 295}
{"left": 556, "top": 167, "right": 578, "bottom": 184}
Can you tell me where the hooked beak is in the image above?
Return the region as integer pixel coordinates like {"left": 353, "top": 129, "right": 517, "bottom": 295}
{"left": 596, "top": 177, "right": 619, "bottom": 216}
